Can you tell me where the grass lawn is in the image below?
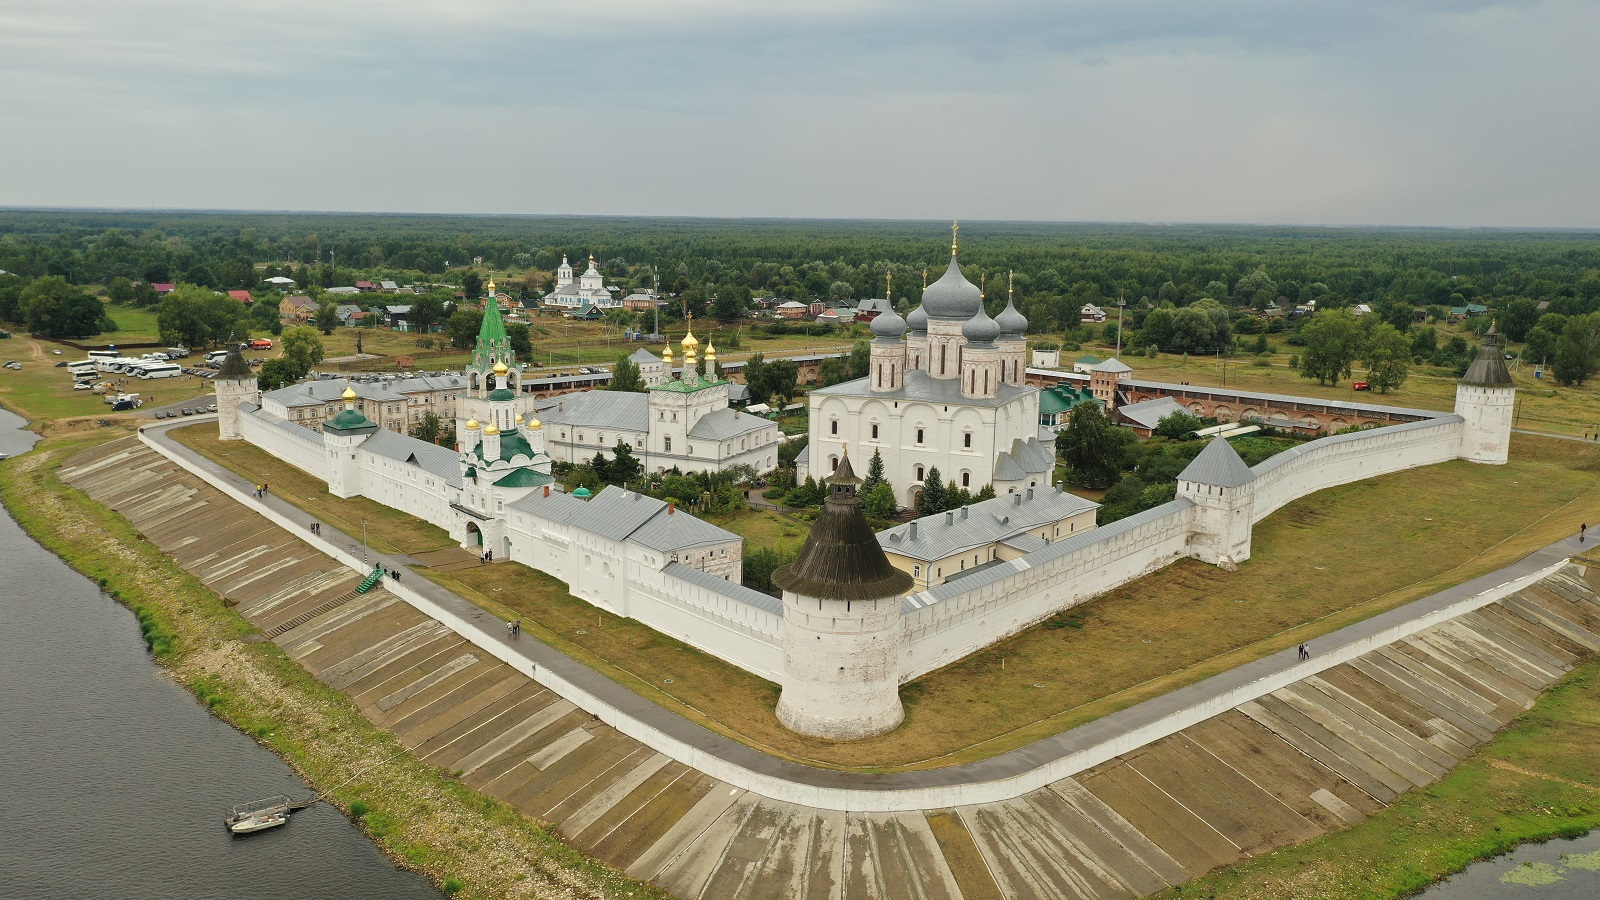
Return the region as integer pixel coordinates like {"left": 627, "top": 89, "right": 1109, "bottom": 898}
{"left": 98, "top": 303, "right": 163, "bottom": 343}
{"left": 1155, "top": 613, "right": 1600, "bottom": 899}
{"left": 0, "top": 334, "right": 213, "bottom": 424}
{"left": 169, "top": 411, "right": 1600, "bottom": 771}
{"left": 703, "top": 506, "right": 811, "bottom": 557}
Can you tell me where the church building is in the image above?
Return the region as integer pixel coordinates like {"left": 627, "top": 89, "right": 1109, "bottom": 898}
{"left": 799, "top": 227, "right": 1056, "bottom": 507}
{"left": 544, "top": 254, "right": 621, "bottom": 309}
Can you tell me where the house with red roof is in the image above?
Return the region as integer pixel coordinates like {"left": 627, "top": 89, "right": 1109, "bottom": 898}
{"left": 151, "top": 283, "right": 177, "bottom": 294}
{"left": 227, "top": 290, "right": 253, "bottom": 305}
{"left": 355, "top": 280, "right": 376, "bottom": 292}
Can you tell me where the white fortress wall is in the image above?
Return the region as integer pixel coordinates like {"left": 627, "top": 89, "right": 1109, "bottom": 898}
{"left": 353, "top": 449, "right": 459, "bottom": 532}
{"left": 630, "top": 563, "right": 785, "bottom": 681}
{"left": 239, "top": 408, "right": 327, "bottom": 478}
{"left": 1249, "top": 416, "right": 1465, "bottom": 523}
{"left": 900, "top": 499, "right": 1196, "bottom": 681}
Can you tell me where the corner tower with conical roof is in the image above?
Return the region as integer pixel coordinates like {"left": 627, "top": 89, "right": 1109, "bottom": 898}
{"left": 773, "top": 451, "right": 915, "bottom": 740}
{"left": 1177, "top": 437, "right": 1257, "bottom": 569}
{"left": 1454, "top": 324, "right": 1515, "bottom": 464}
{"left": 213, "top": 348, "right": 259, "bottom": 441}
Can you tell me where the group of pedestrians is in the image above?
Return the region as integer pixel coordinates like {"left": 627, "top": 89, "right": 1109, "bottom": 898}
{"left": 252, "top": 482, "right": 269, "bottom": 499}
{"left": 479, "top": 549, "right": 494, "bottom": 564}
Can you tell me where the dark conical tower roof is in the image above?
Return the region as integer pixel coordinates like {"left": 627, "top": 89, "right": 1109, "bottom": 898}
{"left": 773, "top": 454, "right": 913, "bottom": 602}
{"left": 217, "top": 348, "right": 253, "bottom": 380}
{"left": 1460, "top": 324, "right": 1513, "bottom": 387}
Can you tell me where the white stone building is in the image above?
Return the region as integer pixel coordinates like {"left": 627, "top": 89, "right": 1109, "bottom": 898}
{"left": 544, "top": 255, "right": 621, "bottom": 309}
{"left": 800, "top": 234, "right": 1054, "bottom": 506}
{"left": 540, "top": 332, "right": 783, "bottom": 475}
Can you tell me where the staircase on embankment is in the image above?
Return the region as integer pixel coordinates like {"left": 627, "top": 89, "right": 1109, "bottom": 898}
{"left": 61, "top": 437, "right": 1600, "bottom": 900}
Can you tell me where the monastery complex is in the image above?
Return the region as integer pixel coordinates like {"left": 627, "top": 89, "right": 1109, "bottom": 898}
{"left": 214, "top": 233, "right": 1518, "bottom": 741}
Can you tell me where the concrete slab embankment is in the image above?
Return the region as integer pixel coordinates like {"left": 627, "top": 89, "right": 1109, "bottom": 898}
{"left": 68, "top": 433, "right": 1600, "bottom": 899}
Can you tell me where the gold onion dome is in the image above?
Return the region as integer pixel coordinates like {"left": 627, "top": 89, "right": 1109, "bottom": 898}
{"left": 515, "top": 414, "right": 525, "bottom": 425}
{"left": 681, "top": 329, "right": 699, "bottom": 351}
{"left": 492, "top": 360, "right": 509, "bottom": 375}
{"left": 705, "top": 341, "right": 717, "bottom": 359}
{"left": 341, "top": 386, "right": 358, "bottom": 401}
{"left": 486, "top": 278, "right": 496, "bottom": 294}
{"left": 527, "top": 416, "right": 542, "bottom": 428}
{"left": 465, "top": 418, "right": 481, "bottom": 430}
{"left": 662, "top": 344, "right": 674, "bottom": 362}
{"left": 483, "top": 423, "right": 500, "bottom": 435}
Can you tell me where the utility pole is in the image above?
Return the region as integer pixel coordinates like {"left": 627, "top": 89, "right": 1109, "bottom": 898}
{"left": 1115, "top": 294, "right": 1126, "bottom": 360}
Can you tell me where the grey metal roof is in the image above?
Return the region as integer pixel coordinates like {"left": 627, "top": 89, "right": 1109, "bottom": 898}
{"left": 810, "top": 368, "right": 1036, "bottom": 409}
{"left": 630, "top": 348, "right": 662, "bottom": 363}
{"left": 992, "top": 453, "right": 1025, "bottom": 481}
{"left": 360, "top": 428, "right": 464, "bottom": 488}
{"left": 1091, "top": 358, "right": 1133, "bottom": 374}
{"left": 541, "top": 390, "right": 650, "bottom": 433}
{"left": 664, "top": 563, "right": 783, "bottom": 616}
{"left": 903, "top": 498, "right": 1194, "bottom": 611}
{"left": 1117, "top": 396, "right": 1185, "bottom": 430}
{"left": 262, "top": 379, "right": 406, "bottom": 408}
{"left": 1250, "top": 415, "right": 1463, "bottom": 480}
{"left": 388, "top": 374, "right": 467, "bottom": 394}
{"left": 688, "top": 407, "right": 774, "bottom": 441}
{"left": 1120, "top": 378, "right": 1447, "bottom": 420}
{"left": 631, "top": 507, "right": 741, "bottom": 553}
{"left": 879, "top": 486, "right": 1099, "bottom": 563}
{"left": 1178, "top": 437, "right": 1255, "bottom": 488}
{"left": 246, "top": 407, "right": 325, "bottom": 446}
{"left": 508, "top": 486, "right": 740, "bottom": 554}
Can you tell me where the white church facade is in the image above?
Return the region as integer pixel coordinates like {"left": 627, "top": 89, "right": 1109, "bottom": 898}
{"left": 799, "top": 233, "right": 1055, "bottom": 507}
{"left": 544, "top": 254, "right": 621, "bottom": 309}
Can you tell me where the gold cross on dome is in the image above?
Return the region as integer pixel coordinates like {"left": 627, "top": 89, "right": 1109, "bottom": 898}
{"left": 951, "top": 220, "right": 959, "bottom": 255}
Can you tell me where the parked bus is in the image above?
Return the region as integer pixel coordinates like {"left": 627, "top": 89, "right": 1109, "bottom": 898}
{"left": 67, "top": 360, "right": 99, "bottom": 378}
{"left": 137, "top": 362, "right": 182, "bottom": 379}
{"left": 87, "top": 350, "right": 119, "bottom": 361}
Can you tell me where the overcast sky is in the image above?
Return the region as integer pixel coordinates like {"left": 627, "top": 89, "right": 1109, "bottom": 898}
{"left": 1, "top": 0, "right": 1596, "bottom": 227}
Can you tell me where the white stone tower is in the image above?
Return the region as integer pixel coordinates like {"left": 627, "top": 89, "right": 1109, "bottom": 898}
{"left": 773, "top": 452, "right": 915, "bottom": 740}
{"left": 869, "top": 274, "right": 908, "bottom": 393}
{"left": 1454, "top": 325, "right": 1515, "bottom": 465}
{"left": 960, "top": 304, "right": 1001, "bottom": 400}
{"left": 322, "top": 387, "right": 379, "bottom": 499}
{"left": 212, "top": 349, "right": 259, "bottom": 441}
{"left": 995, "top": 273, "right": 1029, "bottom": 386}
{"left": 1177, "top": 437, "right": 1256, "bottom": 569}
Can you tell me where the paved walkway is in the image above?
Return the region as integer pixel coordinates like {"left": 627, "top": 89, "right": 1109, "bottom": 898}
{"left": 79, "top": 429, "right": 1600, "bottom": 898}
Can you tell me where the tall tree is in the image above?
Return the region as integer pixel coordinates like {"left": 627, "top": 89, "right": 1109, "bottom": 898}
{"left": 1553, "top": 313, "right": 1600, "bottom": 386}
{"left": 1363, "top": 323, "right": 1412, "bottom": 393}
{"left": 279, "top": 325, "right": 325, "bottom": 375}
{"left": 916, "top": 466, "right": 946, "bottom": 516}
{"left": 314, "top": 300, "right": 340, "bottom": 335}
{"left": 410, "top": 411, "right": 447, "bottom": 444}
{"left": 21, "top": 276, "right": 109, "bottom": 339}
{"left": 1058, "top": 403, "right": 1122, "bottom": 489}
{"left": 407, "top": 292, "right": 447, "bottom": 335}
{"left": 609, "top": 441, "right": 643, "bottom": 484}
{"left": 863, "top": 448, "right": 886, "bottom": 492}
{"left": 462, "top": 272, "right": 484, "bottom": 300}
{"left": 609, "top": 354, "right": 645, "bottom": 392}
{"left": 1298, "top": 309, "right": 1364, "bottom": 386}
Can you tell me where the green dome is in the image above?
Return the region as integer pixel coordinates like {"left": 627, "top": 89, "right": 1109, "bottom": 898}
{"left": 324, "top": 408, "right": 377, "bottom": 433}
{"left": 488, "top": 388, "right": 518, "bottom": 401}
{"left": 572, "top": 486, "right": 593, "bottom": 498}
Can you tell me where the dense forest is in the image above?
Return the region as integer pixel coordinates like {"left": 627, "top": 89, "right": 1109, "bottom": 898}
{"left": 3, "top": 211, "right": 1599, "bottom": 383}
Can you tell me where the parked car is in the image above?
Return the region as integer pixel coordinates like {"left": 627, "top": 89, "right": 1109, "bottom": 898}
{"left": 1352, "top": 381, "right": 1371, "bottom": 391}
{"left": 180, "top": 408, "right": 193, "bottom": 415}
{"left": 54, "top": 360, "right": 68, "bottom": 367}
{"left": 52, "top": 349, "right": 62, "bottom": 355}
{"left": 73, "top": 382, "right": 92, "bottom": 390}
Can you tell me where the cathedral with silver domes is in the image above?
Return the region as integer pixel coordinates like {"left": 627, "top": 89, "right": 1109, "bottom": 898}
{"left": 799, "top": 225, "right": 1055, "bottom": 507}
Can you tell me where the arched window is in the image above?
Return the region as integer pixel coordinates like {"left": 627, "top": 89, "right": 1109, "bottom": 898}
{"left": 871, "top": 423, "right": 879, "bottom": 440}
{"left": 916, "top": 428, "right": 925, "bottom": 444}
{"left": 961, "top": 471, "right": 970, "bottom": 487}
{"left": 940, "top": 344, "right": 947, "bottom": 374}
{"left": 830, "top": 419, "right": 838, "bottom": 435}
{"left": 963, "top": 432, "right": 972, "bottom": 449}
{"left": 830, "top": 456, "right": 839, "bottom": 472}
{"left": 916, "top": 465, "right": 925, "bottom": 481}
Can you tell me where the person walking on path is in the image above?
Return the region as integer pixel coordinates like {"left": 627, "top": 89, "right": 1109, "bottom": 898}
{"left": 1583, "top": 523, "right": 1588, "bottom": 543}
{"left": 1297, "top": 643, "right": 1310, "bottom": 661}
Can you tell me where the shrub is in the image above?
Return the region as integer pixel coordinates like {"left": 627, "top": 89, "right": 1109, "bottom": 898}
{"left": 443, "top": 877, "right": 463, "bottom": 895}
{"left": 349, "top": 801, "right": 368, "bottom": 819}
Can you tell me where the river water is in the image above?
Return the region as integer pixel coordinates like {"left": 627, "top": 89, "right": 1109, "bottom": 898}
{"left": 1415, "top": 830, "right": 1600, "bottom": 899}
{"left": 0, "top": 410, "right": 438, "bottom": 900}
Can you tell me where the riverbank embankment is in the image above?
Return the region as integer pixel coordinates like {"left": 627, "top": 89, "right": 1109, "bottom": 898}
{"left": 0, "top": 427, "right": 666, "bottom": 900}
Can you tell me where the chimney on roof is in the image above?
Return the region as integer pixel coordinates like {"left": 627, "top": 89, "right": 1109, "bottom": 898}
{"left": 960, "top": 507, "right": 968, "bottom": 520}
{"left": 909, "top": 522, "right": 918, "bottom": 540}
{"left": 1026, "top": 488, "right": 1034, "bottom": 501}
{"left": 668, "top": 502, "right": 676, "bottom": 515}
{"left": 1055, "top": 481, "right": 1064, "bottom": 492}
{"left": 1013, "top": 493, "right": 1022, "bottom": 506}
{"left": 543, "top": 485, "right": 550, "bottom": 497}
{"left": 945, "top": 511, "right": 954, "bottom": 525}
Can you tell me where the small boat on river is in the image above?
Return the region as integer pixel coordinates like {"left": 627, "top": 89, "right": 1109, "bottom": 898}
{"left": 224, "top": 795, "right": 297, "bottom": 835}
